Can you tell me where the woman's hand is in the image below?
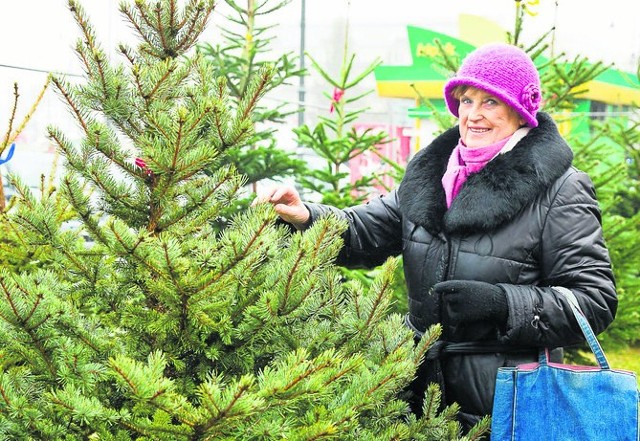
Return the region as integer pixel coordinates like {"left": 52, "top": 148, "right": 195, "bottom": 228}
{"left": 253, "top": 185, "right": 311, "bottom": 229}
{"left": 434, "top": 280, "right": 508, "bottom": 326}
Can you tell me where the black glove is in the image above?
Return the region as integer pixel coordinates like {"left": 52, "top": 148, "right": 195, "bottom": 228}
{"left": 434, "top": 280, "right": 508, "bottom": 327}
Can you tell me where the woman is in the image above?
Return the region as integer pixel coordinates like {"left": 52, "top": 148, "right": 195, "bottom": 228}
{"left": 255, "top": 43, "right": 617, "bottom": 429}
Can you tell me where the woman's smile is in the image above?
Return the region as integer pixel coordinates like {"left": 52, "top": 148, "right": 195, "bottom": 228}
{"left": 458, "top": 87, "right": 525, "bottom": 148}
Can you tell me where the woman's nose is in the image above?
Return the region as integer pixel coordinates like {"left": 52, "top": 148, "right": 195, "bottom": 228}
{"left": 467, "top": 103, "right": 484, "bottom": 120}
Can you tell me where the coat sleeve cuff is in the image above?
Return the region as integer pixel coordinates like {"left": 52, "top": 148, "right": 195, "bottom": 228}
{"left": 497, "top": 283, "right": 543, "bottom": 345}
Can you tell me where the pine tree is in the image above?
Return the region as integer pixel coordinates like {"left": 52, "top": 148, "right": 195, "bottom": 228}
{"left": 512, "top": 2, "right": 640, "bottom": 349}
{"left": 0, "top": 0, "right": 488, "bottom": 439}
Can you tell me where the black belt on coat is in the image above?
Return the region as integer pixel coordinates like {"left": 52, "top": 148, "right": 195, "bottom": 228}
{"left": 405, "top": 314, "right": 536, "bottom": 360}
{"left": 425, "top": 340, "right": 537, "bottom": 360}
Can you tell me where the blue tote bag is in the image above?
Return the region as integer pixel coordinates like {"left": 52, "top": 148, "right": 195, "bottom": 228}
{"left": 491, "top": 287, "right": 639, "bottom": 440}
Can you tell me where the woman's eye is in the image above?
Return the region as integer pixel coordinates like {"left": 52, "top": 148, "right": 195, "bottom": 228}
{"left": 460, "top": 97, "right": 472, "bottom": 104}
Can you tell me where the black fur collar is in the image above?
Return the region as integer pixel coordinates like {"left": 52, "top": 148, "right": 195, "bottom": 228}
{"left": 397, "top": 112, "right": 573, "bottom": 235}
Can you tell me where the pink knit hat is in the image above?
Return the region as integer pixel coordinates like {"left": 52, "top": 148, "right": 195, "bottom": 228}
{"left": 444, "top": 43, "right": 542, "bottom": 128}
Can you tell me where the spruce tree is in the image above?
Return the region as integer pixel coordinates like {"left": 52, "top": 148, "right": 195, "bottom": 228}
{"left": 0, "top": 0, "right": 488, "bottom": 439}
{"left": 292, "top": 45, "right": 410, "bottom": 314}
{"left": 197, "top": 0, "right": 305, "bottom": 199}
{"left": 570, "top": 107, "right": 640, "bottom": 347}
{"left": 512, "top": 2, "right": 640, "bottom": 349}
{"left": 293, "top": 50, "right": 388, "bottom": 208}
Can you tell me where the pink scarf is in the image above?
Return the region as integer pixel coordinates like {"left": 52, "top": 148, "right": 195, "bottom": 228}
{"left": 441, "top": 137, "right": 511, "bottom": 208}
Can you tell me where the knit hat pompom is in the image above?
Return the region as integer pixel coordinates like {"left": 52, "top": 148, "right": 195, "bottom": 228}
{"left": 444, "top": 43, "right": 541, "bottom": 128}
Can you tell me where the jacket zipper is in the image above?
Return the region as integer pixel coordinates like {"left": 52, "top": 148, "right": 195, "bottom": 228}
{"left": 437, "top": 231, "right": 457, "bottom": 282}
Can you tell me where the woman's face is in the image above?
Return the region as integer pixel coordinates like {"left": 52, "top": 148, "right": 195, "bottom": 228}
{"left": 457, "top": 87, "right": 525, "bottom": 148}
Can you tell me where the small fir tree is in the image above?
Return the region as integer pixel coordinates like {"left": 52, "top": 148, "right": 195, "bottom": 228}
{"left": 197, "top": 0, "right": 306, "bottom": 196}
{"left": 292, "top": 39, "right": 410, "bottom": 314}
{"left": 0, "top": 0, "right": 489, "bottom": 439}
{"left": 513, "top": 0, "right": 640, "bottom": 349}
{"left": 293, "top": 52, "right": 389, "bottom": 208}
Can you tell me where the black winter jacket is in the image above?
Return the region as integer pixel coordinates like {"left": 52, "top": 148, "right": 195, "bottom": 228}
{"left": 305, "top": 112, "right": 617, "bottom": 426}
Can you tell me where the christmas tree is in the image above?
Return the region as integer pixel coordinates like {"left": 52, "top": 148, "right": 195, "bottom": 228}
{"left": 0, "top": 1, "right": 488, "bottom": 439}
{"left": 292, "top": 50, "right": 387, "bottom": 208}
{"left": 292, "top": 40, "right": 409, "bottom": 314}
{"left": 197, "top": 0, "right": 306, "bottom": 207}
{"left": 570, "top": 107, "right": 640, "bottom": 348}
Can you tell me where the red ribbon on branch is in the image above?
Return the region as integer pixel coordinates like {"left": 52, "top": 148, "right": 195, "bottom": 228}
{"left": 135, "top": 157, "right": 153, "bottom": 176}
{"left": 329, "top": 88, "right": 345, "bottom": 113}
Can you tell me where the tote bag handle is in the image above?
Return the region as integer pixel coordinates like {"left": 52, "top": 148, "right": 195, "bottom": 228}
{"left": 551, "top": 286, "right": 610, "bottom": 369}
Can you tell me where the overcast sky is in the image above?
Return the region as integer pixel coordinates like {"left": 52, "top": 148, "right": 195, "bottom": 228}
{"left": 0, "top": 0, "right": 638, "bottom": 182}
{"left": 2, "top": 1, "right": 638, "bottom": 79}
